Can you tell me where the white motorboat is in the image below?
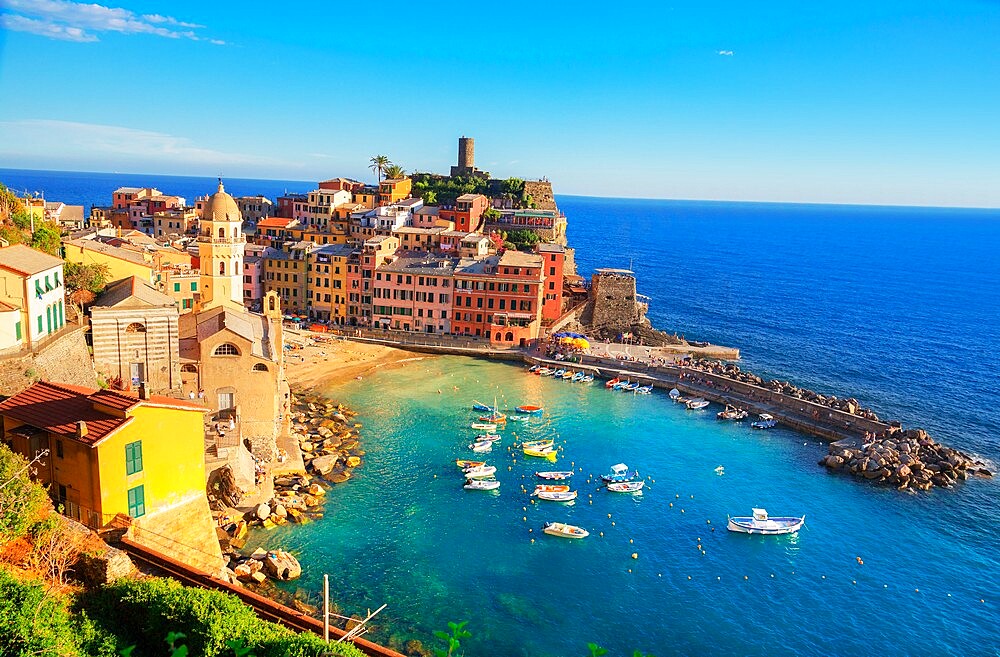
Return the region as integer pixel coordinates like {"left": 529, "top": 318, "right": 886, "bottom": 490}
{"left": 535, "top": 490, "right": 578, "bottom": 502}
{"left": 464, "top": 478, "right": 500, "bottom": 491}
{"left": 535, "top": 471, "right": 574, "bottom": 480}
{"left": 463, "top": 464, "right": 497, "bottom": 478}
{"left": 471, "top": 422, "right": 497, "bottom": 431}
{"left": 686, "top": 398, "right": 710, "bottom": 410}
{"left": 727, "top": 508, "right": 804, "bottom": 535}
{"left": 542, "top": 521, "right": 589, "bottom": 539}
{"left": 750, "top": 414, "right": 777, "bottom": 430}
{"left": 606, "top": 480, "right": 645, "bottom": 493}
{"left": 468, "top": 441, "right": 493, "bottom": 453}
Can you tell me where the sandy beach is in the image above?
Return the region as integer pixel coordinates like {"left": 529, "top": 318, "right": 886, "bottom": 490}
{"left": 282, "top": 331, "right": 429, "bottom": 391}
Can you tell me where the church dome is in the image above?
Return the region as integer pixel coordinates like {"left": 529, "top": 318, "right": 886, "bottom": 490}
{"left": 202, "top": 181, "right": 242, "bottom": 222}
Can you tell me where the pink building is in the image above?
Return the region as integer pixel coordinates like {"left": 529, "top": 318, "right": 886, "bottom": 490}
{"left": 243, "top": 243, "right": 269, "bottom": 308}
{"left": 372, "top": 252, "right": 457, "bottom": 333}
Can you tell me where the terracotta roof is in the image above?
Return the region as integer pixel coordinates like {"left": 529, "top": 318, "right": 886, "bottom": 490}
{"left": 93, "top": 276, "right": 176, "bottom": 309}
{"left": 0, "top": 244, "right": 64, "bottom": 276}
{"left": 0, "top": 381, "right": 205, "bottom": 447}
{"left": 257, "top": 217, "right": 297, "bottom": 229}
{"left": 0, "top": 300, "right": 19, "bottom": 312}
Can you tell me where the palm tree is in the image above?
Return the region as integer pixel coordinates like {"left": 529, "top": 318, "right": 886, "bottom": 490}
{"left": 369, "top": 155, "right": 391, "bottom": 183}
{"left": 383, "top": 164, "right": 405, "bottom": 180}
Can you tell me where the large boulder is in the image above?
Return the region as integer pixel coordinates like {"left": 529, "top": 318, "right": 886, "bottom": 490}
{"left": 264, "top": 550, "right": 302, "bottom": 580}
{"left": 255, "top": 503, "right": 271, "bottom": 521}
{"left": 310, "top": 454, "right": 340, "bottom": 476}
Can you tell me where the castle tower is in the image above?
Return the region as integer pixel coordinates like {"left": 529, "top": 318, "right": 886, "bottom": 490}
{"left": 458, "top": 136, "right": 474, "bottom": 170}
{"left": 197, "top": 181, "right": 246, "bottom": 310}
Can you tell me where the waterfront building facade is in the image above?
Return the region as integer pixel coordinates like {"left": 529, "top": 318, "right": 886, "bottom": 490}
{"left": 450, "top": 250, "right": 544, "bottom": 345}
{"left": 537, "top": 242, "right": 566, "bottom": 322}
{"left": 308, "top": 244, "right": 354, "bottom": 323}
{"left": 372, "top": 252, "right": 457, "bottom": 333}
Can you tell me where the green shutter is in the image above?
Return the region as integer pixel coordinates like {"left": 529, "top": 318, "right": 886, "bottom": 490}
{"left": 46, "top": 307, "right": 51, "bottom": 334}
{"left": 125, "top": 440, "right": 143, "bottom": 475}
{"left": 58, "top": 301, "right": 63, "bottom": 327}
{"left": 191, "top": 282, "right": 198, "bottom": 291}
{"left": 37, "top": 315, "right": 42, "bottom": 333}
{"left": 15, "top": 321, "right": 21, "bottom": 341}
{"left": 127, "top": 485, "right": 145, "bottom": 518}
{"left": 174, "top": 283, "right": 181, "bottom": 292}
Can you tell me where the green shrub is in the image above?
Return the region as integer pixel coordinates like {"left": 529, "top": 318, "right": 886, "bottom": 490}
{"left": 82, "top": 577, "right": 364, "bottom": 657}
{"left": 0, "top": 569, "right": 117, "bottom": 657}
{"left": 0, "top": 443, "right": 51, "bottom": 543}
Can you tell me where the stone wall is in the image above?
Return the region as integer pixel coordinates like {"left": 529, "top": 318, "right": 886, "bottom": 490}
{"left": 91, "top": 307, "right": 181, "bottom": 393}
{"left": 588, "top": 271, "right": 643, "bottom": 331}
{"left": 130, "top": 492, "right": 226, "bottom": 577}
{"left": 522, "top": 181, "right": 557, "bottom": 211}
{"left": 0, "top": 326, "right": 97, "bottom": 396}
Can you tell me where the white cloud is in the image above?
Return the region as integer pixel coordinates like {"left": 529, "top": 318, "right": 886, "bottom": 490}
{"left": 1, "top": 0, "right": 222, "bottom": 43}
{"left": 718, "top": 50, "right": 734, "bottom": 56}
{"left": 0, "top": 119, "right": 289, "bottom": 170}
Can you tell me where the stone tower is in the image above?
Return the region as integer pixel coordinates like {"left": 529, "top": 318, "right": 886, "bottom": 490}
{"left": 588, "top": 268, "right": 647, "bottom": 330}
{"left": 198, "top": 181, "right": 246, "bottom": 310}
{"left": 458, "top": 136, "right": 474, "bottom": 170}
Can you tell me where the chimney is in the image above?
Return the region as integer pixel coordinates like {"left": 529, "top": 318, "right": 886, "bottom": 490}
{"left": 138, "top": 381, "right": 150, "bottom": 400}
{"left": 76, "top": 421, "right": 88, "bottom": 438}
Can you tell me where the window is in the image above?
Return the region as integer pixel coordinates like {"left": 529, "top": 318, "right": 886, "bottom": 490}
{"left": 15, "top": 321, "right": 21, "bottom": 341}
{"left": 54, "top": 271, "right": 61, "bottom": 286}
{"left": 125, "top": 440, "right": 143, "bottom": 475}
{"left": 550, "top": 267, "right": 556, "bottom": 275}
{"left": 213, "top": 343, "right": 240, "bottom": 356}
{"left": 56, "top": 440, "right": 63, "bottom": 459}
{"left": 37, "top": 315, "right": 42, "bottom": 333}
{"left": 252, "top": 363, "right": 269, "bottom": 372}
{"left": 46, "top": 306, "right": 52, "bottom": 334}
{"left": 191, "top": 282, "right": 198, "bottom": 291}
{"left": 174, "top": 283, "right": 181, "bottom": 292}
{"left": 127, "top": 485, "right": 146, "bottom": 518}
{"left": 125, "top": 322, "right": 146, "bottom": 333}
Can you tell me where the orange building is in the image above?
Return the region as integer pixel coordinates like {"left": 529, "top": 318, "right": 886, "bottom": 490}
{"left": 439, "top": 194, "right": 488, "bottom": 233}
{"left": 451, "top": 250, "right": 544, "bottom": 346}
{"left": 537, "top": 242, "right": 566, "bottom": 322}
{"left": 376, "top": 178, "right": 412, "bottom": 206}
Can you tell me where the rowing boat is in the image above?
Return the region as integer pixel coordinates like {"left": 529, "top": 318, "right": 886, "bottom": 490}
{"left": 536, "top": 490, "right": 577, "bottom": 502}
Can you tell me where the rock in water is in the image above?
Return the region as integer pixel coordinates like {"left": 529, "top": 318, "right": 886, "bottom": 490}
{"left": 264, "top": 550, "right": 302, "bottom": 580}
{"left": 255, "top": 503, "right": 271, "bottom": 521}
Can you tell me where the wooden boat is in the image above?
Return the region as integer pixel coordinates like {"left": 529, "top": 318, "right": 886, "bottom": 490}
{"left": 580, "top": 374, "right": 595, "bottom": 383}
{"left": 606, "top": 480, "right": 645, "bottom": 493}
{"left": 527, "top": 365, "right": 540, "bottom": 373}
{"left": 553, "top": 368, "right": 566, "bottom": 377}
{"left": 542, "top": 521, "right": 589, "bottom": 539}
{"left": 464, "top": 478, "right": 500, "bottom": 491}
{"left": 539, "top": 368, "right": 554, "bottom": 376}
{"left": 533, "top": 484, "right": 570, "bottom": 493}
{"left": 612, "top": 380, "right": 629, "bottom": 390}
{"left": 536, "top": 471, "right": 574, "bottom": 480}
{"left": 475, "top": 433, "right": 502, "bottom": 442}
{"left": 516, "top": 405, "right": 544, "bottom": 415}
{"left": 468, "top": 441, "right": 493, "bottom": 453}
{"left": 605, "top": 378, "right": 621, "bottom": 389}
{"left": 623, "top": 382, "right": 641, "bottom": 391}
{"left": 750, "top": 414, "right": 777, "bottom": 430}
{"left": 536, "top": 490, "right": 578, "bottom": 502}
{"left": 636, "top": 385, "right": 653, "bottom": 394}
{"left": 470, "top": 422, "right": 497, "bottom": 431}
{"left": 521, "top": 439, "right": 554, "bottom": 449}
{"left": 479, "top": 413, "right": 506, "bottom": 424}
{"left": 717, "top": 405, "right": 748, "bottom": 421}
{"left": 601, "top": 463, "right": 639, "bottom": 483}
{"left": 471, "top": 400, "right": 495, "bottom": 412}
{"left": 523, "top": 447, "right": 558, "bottom": 461}
{"left": 455, "top": 459, "right": 485, "bottom": 469}
{"left": 463, "top": 464, "right": 497, "bottom": 478}
{"left": 669, "top": 388, "right": 681, "bottom": 399}
{"left": 686, "top": 398, "right": 710, "bottom": 410}
{"left": 507, "top": 415, "right": 529, "bottom": 422}
{"left": 727, "top": 508, "right": 804, "bottom": 535}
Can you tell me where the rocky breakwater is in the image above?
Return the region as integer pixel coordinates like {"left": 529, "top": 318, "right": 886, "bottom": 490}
{"left": 820, "top": 429, "right": 993, "bottom": 491}
{"left": 292, "top": 392, "right": 366, "bottom": 485}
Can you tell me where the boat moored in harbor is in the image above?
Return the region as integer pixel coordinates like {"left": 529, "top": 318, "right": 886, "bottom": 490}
{"left": 717, "top": 405, "right": 749, "bottom": 420}
{"left": 751, "top": 414, "right": 777, "bottom": 429}
{"left": 601, "top": 463, "right": 639, "bottom": 483}
{"left": 464, "top": 478, "right": 500, "bottom": 491}
{"left": 536, "top": 471, "right": 574, "bottom": 480}
{"left": 543, "top": 522, "right": 589, "bottom": 539}
{"left": 606, "top": 480, "right": 645, "bottom": 493}
{"left": 536, "top": 490, "right": 578, "bottom": 502}
{"left": 516, "top": 405, "right": 544, "bottom": 415}
{"left": 727, "top": 508, "right": 804, "bottom": 535}
{"left": 686, "top": 398, "right": 710, "bottom": 410}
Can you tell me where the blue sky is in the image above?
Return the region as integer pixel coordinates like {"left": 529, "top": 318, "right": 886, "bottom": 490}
{"left": 1, "top": 0, "right": 999, "bottom": 206}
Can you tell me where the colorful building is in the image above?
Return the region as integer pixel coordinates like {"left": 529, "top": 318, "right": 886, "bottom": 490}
{"left": 376, "top": 177, "right": 412, "bottom": 206}
{"left": 537, "top": 242, "right": 566, "bottom": 322}
{"left": 307, "top": 244, "right": 354, "bottom": 323}
{"left": 451, "top": 250, "right": 544, "bottom": 345}
{"left": 372, "top": 252, "right": 457, "bottom": 333}
{"left": 197, "top": 181, "right": 247, "bottom": 310}
{"left": 0, "top": 245, "right": 66, "bottom": 351}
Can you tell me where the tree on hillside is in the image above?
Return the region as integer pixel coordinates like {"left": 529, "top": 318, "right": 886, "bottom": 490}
{"left": 501, "top": 177, "right": 525, "bottom": 204}
{"left": 369, "top": 155, "right": 391, "bottom": 183}
{"left": 30, "top": 222, "right": 62, "bottom": 257}
{"left": 482, "top": 207, "right": 501, "bottom": 222}
{"left": 0, "top": 182, "right": 26, "bottom": 222}
{"left": 383, "top": 164, "right": 405, "bottom": 180}
{"left": 0, "top": 444, "right": 52, "bottom": 544}
{"left": 65, "top": 261, "right": 111, "bottom": 320}
{"left": 422, "top": 189, "right": 438, "bottom": 205}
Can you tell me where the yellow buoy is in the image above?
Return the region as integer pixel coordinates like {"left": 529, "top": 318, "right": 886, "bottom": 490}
{"left": 852, "top": 580, "right": 857, "bottom": 585}
{"left": 744, "top": 576, "right": 748, "bottom": 580}
{"left": 681, "top": 509, "right": 685, "bottom": 513}
{"left": 531, "top": 538, "right": 535, "bottom": 543}
{"left": 528, "top": 528, "right": 532, "bottom": 532}
{"left": 631, "top": 553, "right": 638, "bottom": 559}
{"left": 630, "top": 538, "right": 634, "bottom": 544}
{"left": 599, "top": 532, "right": 604, "bottom": 537}
{"left": 915, "top": 589, "right": 919, "bottom": 593}
{"left": 608, "top": 513, "right": 612, "bottom": 518}
{"left": 687, "top": 576, "right": 692, "bottom": 580}
{"left": 670, "top": 503, "right": 674, "bottom": 507}
{"left": 523, "top": 517, "right": 527, "bottom": 521}
{"left": 611, "top": 521, "right": 616, "bottom": 526}
{"left": 589, "top": 500, "right": 593, "bottom": 505}
{"left": 628, "top": 569, "right": 632, "bottom": 573}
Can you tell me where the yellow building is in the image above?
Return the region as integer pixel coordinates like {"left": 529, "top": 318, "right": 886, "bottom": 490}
{"left": 377, "top": 177, "right": 412, "bottom": 206}
{"left": 63, "top": 238, "right": 156, "bottom": 284}
{"left": 308, "top": 244, "right": 354, "bottom": 323}
{"left": 0, "top": 381, "right": 224, "bottom": 573}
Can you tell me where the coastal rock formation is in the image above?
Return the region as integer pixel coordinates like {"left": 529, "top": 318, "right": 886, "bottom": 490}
{"left": 820, "top": 428, "right": 992, "bottom": 490}
{"left": 264, "top": 549, "right": 302, "bottom": 580}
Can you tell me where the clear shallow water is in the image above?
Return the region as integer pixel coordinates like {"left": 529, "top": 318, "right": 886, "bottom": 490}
{"left": 3, "top": 170, "right": 999, "bottom": 654}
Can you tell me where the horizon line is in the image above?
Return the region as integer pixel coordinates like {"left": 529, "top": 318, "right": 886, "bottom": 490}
{"left": 2, "top": 165, "right": 999, "bottom": 213}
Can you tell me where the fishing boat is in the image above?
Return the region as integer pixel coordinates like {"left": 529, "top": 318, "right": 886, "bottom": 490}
{"left": 727, "top": 508, "right": 804, "bottom": 535}
{"left": 561, "top": 371, "right": 574, "bottom": 380}
{"left": 475, "top": 433, "right": 502, "bottom": 442}
{"left": 606, "top": 480, "right": 645, "bottom": 493}
{"left": 612, "top": 380, "right": 630, "bottom": 390}
{"left": 507, "top": 415, "right": 529, "bottom": 422}
{"left": 669, "top": 388, "right": 681, "bottom": 399}
{"left": 464, "top": 478, "right": 500, "bottom": 491}
{"left": 605, "top": 378, "right": 621, "bottom": 389}
{"left": 521, "top": 439, "right": 554, "bottom": 449}
{"left": 527, "top": 365, "right": 540, "bottom": 373}
{"left": 536, "top": 471, "right": 574, "bottom": 480}
{"left": 635, "top": 385, "right": 653, "bottom": 394}
{"left": 601, "top": 463, "right": 639, "bottom": 483}
{"left": 523, "top": 447, "right": 558, "bottom": 461}
{"left": 542, "top": 521, "right": 589, "bottom": 539}
{"left": 750, "top": 413, "right": 777, "bottom": 430}
{"left": 686, "top": 398, "right": 710, "bottom": 410}
{"left": 536, "top": 490, "right": 578, "bottom": 502}
{"left": 515, "top": 405, "right": 544, "bottom": 415}
{"left": 463, "top": 464, "right": 497, "bottom": 478}
{"left": 455, "top": 459, "right": 485, "bottom": 469}
{"left": 717, "top": 405, "right": 749, "bottom": 421}
{"left": 479, "top": 413, "right": 506, "bottom": 424}
{"left": 471, "top": 400, "right": 496, "bottom": 412}
{"left": 540, "top": 368, "right": 554, "bottom": 376}
{"left": 533, "top": 484, "right": 570, "bottom": 493}
{"left": 470, "top": 422, "right": 497, "bottom": 431}
{"left": 468, "top": 441, "right": 493, "bottom": 453}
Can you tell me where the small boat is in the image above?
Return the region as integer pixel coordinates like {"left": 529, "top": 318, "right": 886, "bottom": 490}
{"left": 605, "top": 378, "right": 621, "bottom": 389}
{"left": 515, "top": 405, "right": 544, "bottom": 415}
{"left": 471, "top": 400, "right": 496, "bottom": 412}
{"left": 471, "top": 422, "right": 497, "bottom": 431}
{"left": 669, "top": 388, "right": 681, "bottom": 399}
{"left": 508, "top": 415, "right": 529, "bottom": 422}
{"left": 521, "top": 439, "right": 554, "bottom": 449}
{"left": 527, "top": 365, "right": 540, "bottom": 373}
{"left": 536, "top": 471, "right": 574, "bottom": 480}
{"left": 673, "top": 395, "right": 691, "bottom": 404}
{"left": 612, "top": 380, "right": 629, "bottom": 390}
{"left": 572, "top": 372, "right": 585, "bottom": 382}
{"left": 606, "top": 480, "right": 645, "bottom": 493}
{"left": 751, "top": 414, "right": 777, "bottom": 430}
{"left": 479, "top": 413, "right": 506, "bottom": 424}
{"left": 524, "top": 447, "right": 558, "bottom": 461}
{"left": 601, "top": 463, "right": 639, "bottom": 483}
{"left": 580, "top": 374, "right": 595, "bottom": 383}
{"left": 542, "top": 521, "right": 589, "bottom": 539}
{"left": 456, "top": 459, "right": 485, "bottom": 469}
{"left": 635, "top": 385, "right": 653, "bottom": 394}
{"left": 463, "top": 464, "right": 497, "bottom": 478}
{"left": 540, "top": 368, "right": 554, "bottom": 376}
{"left": 714, "top": 465, "right": 725, "bottom": 475}
{"left": 717, "top": 405, "right": 749, "bottom": 421}
{"left": 533, "top": 484, "right": 570, "bottom": 493}
{"left": 468, "top": 441, "right": 493, "bottom": 453}
{"left": 536, "top": 490, "right": 578, "bottom": 502}
{"left": 553, "top": 368, "right": 566, "bottom": 377}
{"left": 562, "top": 371, "right": 575, "bottom": 380}
{"left": 727, "top": 508, "right": 804, "bottom": 535}
{"left": 475, "top": 433, "right": 502, "bottom": 442}
{"left": 686, "top": 398, "right": 710, "bottom": 410}
{"left": 464, "top": 478, "right": 500, "bottom": 491}
{"left": 623, "top": 382, "right": 641, "bottom": 391}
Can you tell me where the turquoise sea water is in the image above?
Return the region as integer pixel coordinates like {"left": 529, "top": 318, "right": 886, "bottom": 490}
{"left": 3, "top": 169, "right": 998, "bottom": 654}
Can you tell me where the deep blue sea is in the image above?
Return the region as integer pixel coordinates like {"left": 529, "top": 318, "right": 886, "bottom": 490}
{"left": 3, "top": 169, "right": 998, "bottom": 655}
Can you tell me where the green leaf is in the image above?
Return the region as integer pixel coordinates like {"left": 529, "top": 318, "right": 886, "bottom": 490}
{"left": 433, "top": 630, "right": 450, "bottom": 640}
{"left": 587, "top": 643, "right": 608, "bottom": 657}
